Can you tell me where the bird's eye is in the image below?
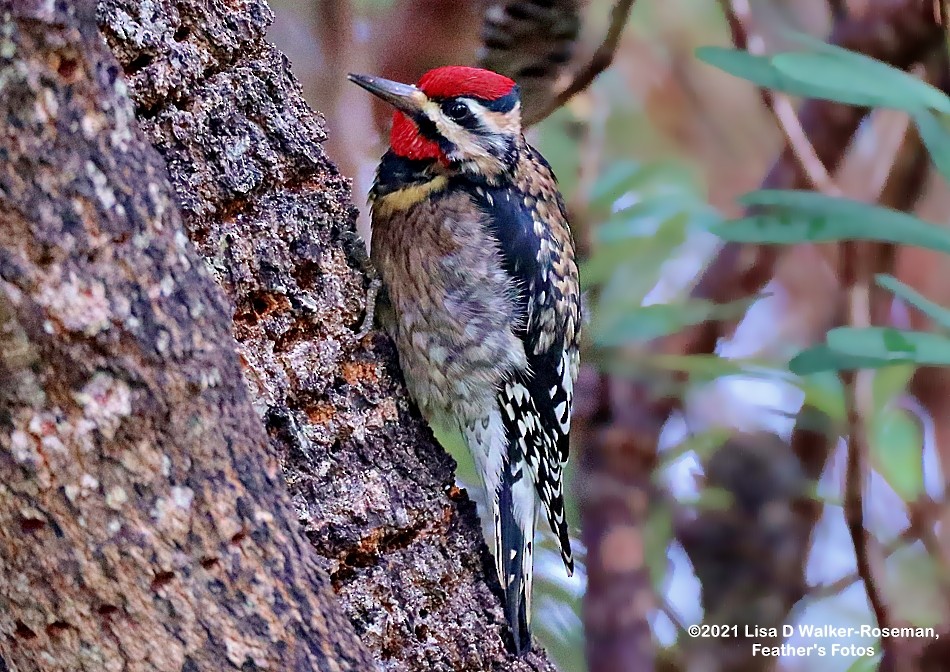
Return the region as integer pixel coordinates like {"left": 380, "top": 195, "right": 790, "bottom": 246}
{"left": 444, "top": 101, "right": 473, "bottom": 122}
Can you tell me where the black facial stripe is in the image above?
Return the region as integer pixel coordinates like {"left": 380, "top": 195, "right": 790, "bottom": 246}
{"left": 412, "top": 113, "right": 457, "bottom": 154}
{"left": 428, "top": 84, "right": 520, "bottom": 114}
{"left": 440, "top": 100, "right": 481, "bottom": 130}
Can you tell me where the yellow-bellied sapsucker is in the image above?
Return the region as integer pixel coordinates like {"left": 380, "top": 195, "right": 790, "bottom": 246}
{"left": 349, "top": 66, "right": 580, "bottom": 654}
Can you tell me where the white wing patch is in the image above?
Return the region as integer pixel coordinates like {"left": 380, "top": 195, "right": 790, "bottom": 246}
{"left": 557, "top": 348, "right": 577, "bottom": 435}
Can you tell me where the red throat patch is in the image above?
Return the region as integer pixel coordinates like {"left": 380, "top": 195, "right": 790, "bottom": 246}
{"left": 416, "top": 66, "right": 516, "bottom": 100}
{"left": 390, "top": 111, "right": 447, "bottom": 163}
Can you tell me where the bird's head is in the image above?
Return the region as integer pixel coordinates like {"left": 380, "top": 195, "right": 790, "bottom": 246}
{"left": 349, "top": 66, "right": 522, "bottom": 179}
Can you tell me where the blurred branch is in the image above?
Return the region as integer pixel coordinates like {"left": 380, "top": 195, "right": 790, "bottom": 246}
{"left": 575, "top": 369, "right": 663, "bottom": 672}
{"left": 658, "top": 594, "right": 688, "bottom": 637}
{"left": 677, "top": 106, "right": 926, "bottom": 660}
{"left": 836, "top": 83, "right": 925, "bottom": 668}
{"left": 840, "top": 255, "right": 895, "bottom": 660}
{"left": 907, "top": 497, "right": 950, "bottom": 596}
{"left": 528, "top": 0, "right": 638, "bottom": 125}
{"left": 574, "top": 4, "right": 938, "bottom": 672}
{"left": 667, "top": 4, "right": 935, "bottom": 669}
{"left": 717, "top": 0, "right": 842, "bottom": 195}
{"left": 836, "top": 100, "right": 919, "bottom": 667}
{"left": 806, "top": 494, "right": 949, "bottom": 602}
{"left": 899, "top": 57, "right": 950, "bottom": 672}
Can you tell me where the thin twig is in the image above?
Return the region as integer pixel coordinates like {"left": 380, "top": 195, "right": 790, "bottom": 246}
{"left": 842, "top": 359, "right": 892, "bottom": 634}
{"left": 836, "top": 109, "right": 909, "bottom": 665}
{"left": 769, "top": 96, "right": 842, "bottom": 195}
{"left": 898, "top": 395, "right": 950, "bottom": 600}
{"left": 529, "top": 0, "right": 638, "bottom": 125}
{"left": 836, "top": 105, "right": 916, "bottom": 672}
{"left": 716, "top": 0, "right": 842, "bottom": 196}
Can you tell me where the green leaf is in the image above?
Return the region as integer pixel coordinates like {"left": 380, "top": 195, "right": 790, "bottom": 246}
{"left": 644, "top": 506, "right": 674, "bottom": 591}
{"left": 788, "top": 344, "right": 894, "bottom": 375}
{"left": 797, "top": 371, "right": 846, "bottom": 422}
{"left": 696, "top": 41, "right": 950, "bottom": 113}
{"left": 592, "top": 296, "right": 761, "bottom": 346}
{"left": 589, "top": 160, "right": 643, "bottom": 209}
{"left": 694, "top": 47, "right": 829, "bottom": 98}
{"left": 712, "top": 191, "right": 950, "bottom": 254}
{"left": 779, "top": 28, "right": 950, "bottom": 113}
{"left": 869, "top": 406, "right": 924, "bottom": 502}
{"left": 913, "top": 110, "right": 950, "bottom": 184}
{"left": 885, "top": 548, "right": 946, "bottom": 626}
{"left": 827, "top": 327, "right": 950, "bottom": 366}
{"left": 580, "top": 236, "right": 651, "bottom": 288}
{"left": 871, "top": 363, "right": 916, "bottom": 412}
{"left": 591, "top": 162, "right": 703, "bottom": 218}
{"left": 580, "top": 212, "right": 690, "bottom": 294}
{"left": 771, "top": 51, "right": 950, "bottom": 113}
{"left": 582, "top": 212, "right": 691, "bottom": 290}
{"left": 802, "top": 482, "right": 843, "bottom": 507}
{"left": 597, "top": 198, "right": 687, "bottom": 242}
{"left": 590, "top": 352, "right": 784, "bottom": 384}
{"left": 681, "top": 486, "right": 734, "bottom": 511}
{"left": 876, "top": 273, "right": 950, "bottom": 331}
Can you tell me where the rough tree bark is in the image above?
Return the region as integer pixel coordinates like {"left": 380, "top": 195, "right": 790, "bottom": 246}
{"left": 0, "top": 2, "right": 371, "bottom": 670}
{"left": 0, "top": 0, "right": 558, "bottom": 670}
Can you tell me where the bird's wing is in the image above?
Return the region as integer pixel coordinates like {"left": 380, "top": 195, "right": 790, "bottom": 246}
{"left": 465, "top": 148, "right": 580, "bottom": 574}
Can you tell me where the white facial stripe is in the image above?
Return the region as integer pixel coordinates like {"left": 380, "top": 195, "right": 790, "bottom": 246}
{"left": 420, "top": 97, "right": 521, "bottom": 177}
{"left": 426, "top": 99, "right": 487, "bottom": 150}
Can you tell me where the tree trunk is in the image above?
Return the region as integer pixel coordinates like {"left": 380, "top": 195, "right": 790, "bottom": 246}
{"left": 0, "top": 2, "right": 371, "bottom": 670}
{"left": 0, "top": 0, "right": 557, "bottom": 669}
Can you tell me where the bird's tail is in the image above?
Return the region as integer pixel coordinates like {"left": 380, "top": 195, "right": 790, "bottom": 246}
{"left": 495, "top": 456, "right": 537, "bottom": 654}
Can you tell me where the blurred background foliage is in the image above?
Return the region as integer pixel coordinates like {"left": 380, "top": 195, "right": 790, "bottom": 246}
{"left": 268, "top": 1, "right": 950, "bottom": 671}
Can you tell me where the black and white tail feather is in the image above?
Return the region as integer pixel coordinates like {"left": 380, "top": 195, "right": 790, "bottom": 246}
{"left": 496, "top": 450, "right": 536, "bottom": 652}
{"left": 465, "top": 345, "right": 576, "bottom": 653}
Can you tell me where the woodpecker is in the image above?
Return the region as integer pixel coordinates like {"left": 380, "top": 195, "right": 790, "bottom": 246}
{"left": 349, "top": 66, "right": 580, "bottom": 653}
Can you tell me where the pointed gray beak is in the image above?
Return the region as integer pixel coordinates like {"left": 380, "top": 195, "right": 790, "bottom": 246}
{"left": 348, "top": 73, "right": 428, "bottom": 115}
